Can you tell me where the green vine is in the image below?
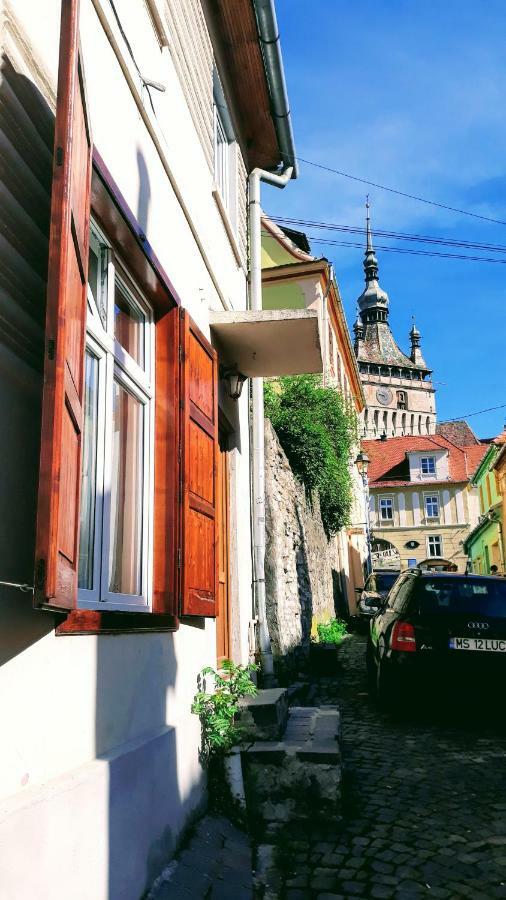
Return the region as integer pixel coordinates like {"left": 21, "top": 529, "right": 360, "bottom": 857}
{"left": 264, "top": 374, "right": 357, "bottom": 536}
{"left": 191, "top": 659, "right": 258, "bottom": 760}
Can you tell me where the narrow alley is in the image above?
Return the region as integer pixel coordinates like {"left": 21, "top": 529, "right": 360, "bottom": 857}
{"left": 268, "top": 634, "right": 506, "bottom": 899}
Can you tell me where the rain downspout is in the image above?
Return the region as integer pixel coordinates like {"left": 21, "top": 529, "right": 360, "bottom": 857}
{"left": 249, "top": 0, "right": 297, "bottom": 680}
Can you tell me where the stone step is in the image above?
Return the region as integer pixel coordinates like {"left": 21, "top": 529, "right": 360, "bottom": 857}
{"left": 245, "top": 705, "right": 341, "bottom": 764}
{"left": 237, "top": 687, "right": 289, "bottom": 741}
{"left": 241, "top": 705, "right": 342, "bottom": 836}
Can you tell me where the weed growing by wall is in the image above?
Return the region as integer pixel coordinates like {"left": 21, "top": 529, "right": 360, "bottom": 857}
{"left": 264, "top": 374, "right": 357, "bottom": 536}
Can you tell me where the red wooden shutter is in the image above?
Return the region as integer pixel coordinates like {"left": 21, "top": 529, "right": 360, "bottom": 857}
{"left": 34, "top": 0, "right": 92, "bottom": 608}
{"left": 153, "top": 307, "right": 179, "bottom": 615}
{"left": 179, "top": 310, "right": 219, "bottom": 617}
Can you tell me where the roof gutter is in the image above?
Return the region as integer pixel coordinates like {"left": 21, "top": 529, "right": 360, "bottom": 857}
{"left": 252, "top": 0, "right": 298, "bottom": 178}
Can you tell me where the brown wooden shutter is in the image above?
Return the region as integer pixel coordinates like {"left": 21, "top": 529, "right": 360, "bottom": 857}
{"left": 153, "top": 307, "right": 179, "bottom": 615}
{"left": 34, "top": 0, "right": 92, "bottom": 608}
{"left": 179, "top": 310, "right": 219, "bottom": 617}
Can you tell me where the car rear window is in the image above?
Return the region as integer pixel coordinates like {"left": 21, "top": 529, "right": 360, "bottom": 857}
{"left": 415, "top": 577, "right": 506, "bottom": 617}
{"left": 375, "top": 572, "right": 399, "bottom": 593}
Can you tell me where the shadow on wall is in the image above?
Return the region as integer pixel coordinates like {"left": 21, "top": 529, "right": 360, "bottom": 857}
{"left": 0, "top": 53, "right": 55, "bottom": 665}
{"left": 0, "top": 56, "right": 202, "bottom": 897}
{"left": 95, "top": 147, "right": 201, "bottom": 899}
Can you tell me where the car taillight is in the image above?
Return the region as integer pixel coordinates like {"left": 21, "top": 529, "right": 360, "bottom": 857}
{"left": 391, "top": 621, "right": 417, "bottom": 652}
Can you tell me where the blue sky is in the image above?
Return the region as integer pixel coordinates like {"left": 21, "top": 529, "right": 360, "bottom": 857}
{"left": 264, "top": 0, "right": 506, "bottom": 438}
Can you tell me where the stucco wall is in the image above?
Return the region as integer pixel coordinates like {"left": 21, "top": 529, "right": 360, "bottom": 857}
{"left": 0, "top": 2, "right": 253, "bottom": 897}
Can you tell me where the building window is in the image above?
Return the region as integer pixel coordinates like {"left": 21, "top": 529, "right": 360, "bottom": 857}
{"left": 213, "top": 71, "right": 236, "bottom": 221}
{"left": 78, "top": 221, "right": 154, "bottom": 612}
{"left": 397, "top": 390, "right": 406, "bottom": 410}
{"left": 427, "top": 535, "right": 443, "bottom": 557}
{"left": 421, "top": 456, "right": 436, "bottom": 476}
{"left": 379, "top": 498, "right": 394, "bottom": 521}
{"left": 425, "top": 494, "right": 439, "bottom": 518}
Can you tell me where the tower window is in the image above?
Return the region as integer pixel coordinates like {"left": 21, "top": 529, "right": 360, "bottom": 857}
{"left": 397, "top": 390, "right": 406, "bottom": 410}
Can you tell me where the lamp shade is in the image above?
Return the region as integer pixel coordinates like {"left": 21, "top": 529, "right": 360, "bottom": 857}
{"left": 355, "top": 450, "right": 370, "bottom": 476}
{"left": 220, "top": 364, "right": 247, "bottom": 400}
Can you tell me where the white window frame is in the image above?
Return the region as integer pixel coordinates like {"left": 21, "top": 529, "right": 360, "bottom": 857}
{"left": 424, "top": 493, "right": 440, "bottom": 519}
{"left": 79, "top": 220, "right": 155, "bottom": 613}
{"left": 379, "top": 497, "right": 394, "bottom": 522}
{"left": 427, "top": 535, "right": 443, "bottom": 558}
{"left": 420, "top": 456, "right": 436, "bottom": 476}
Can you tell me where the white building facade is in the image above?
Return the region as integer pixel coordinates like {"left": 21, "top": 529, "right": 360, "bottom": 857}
{"left": 0, "top": 1, "right": 307, "bottom": 896}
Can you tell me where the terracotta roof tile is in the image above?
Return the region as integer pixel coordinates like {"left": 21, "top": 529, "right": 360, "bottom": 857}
{"left": 363, "top": 434, "right": 489, "bottom": 486}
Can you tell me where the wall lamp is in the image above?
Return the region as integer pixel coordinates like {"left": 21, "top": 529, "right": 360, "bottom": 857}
{"left": 219, "top": 364, "right": 247, "bottom": 401}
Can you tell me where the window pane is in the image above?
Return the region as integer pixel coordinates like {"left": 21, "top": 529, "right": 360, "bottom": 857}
{"left": 109, "top": 381, "right": 144, "bottom": 595}
{"left": 78, "top": 352, "right": 99, "bottom": 590}
{"left": 114, "top": 282, "right": 145, "bottom": 366}
{"left": 88, "top": 245, "right": 98, "bottom": 305}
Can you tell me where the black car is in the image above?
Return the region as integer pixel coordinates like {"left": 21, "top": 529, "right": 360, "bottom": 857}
{"left": 357, "top": 570, "right": 400, "bottom": 622}
{"left": 367, "top": 570, "right": 506, "bottom": 705}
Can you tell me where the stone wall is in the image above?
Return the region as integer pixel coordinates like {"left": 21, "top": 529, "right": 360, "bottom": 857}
{"left": 264, "top": 420, "right": 341, "bottom": 672}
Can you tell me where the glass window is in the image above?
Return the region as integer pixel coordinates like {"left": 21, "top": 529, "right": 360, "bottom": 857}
{"left": 376, "top": 571, "right": 400, "bottom": 593}
{"left": 425, "top": 495, "right": 439, "bottom": 518}
{"left": 379, "top": 498, "right": 394, "bottom": 521}
{"left": 79, "top": 221, "right": 153, "bottom": 611}
{"left": 428, "top": 535, "right": 443, "bottom": 557}
{"left": 421, "top": 456, "right": 436, "bottom": 475}
{"left": 78, "top": 351, "right": 99, "bottom": 590}
{"left": 215, "top": 108, "right": 230, "bottom": 207}
{"left": 416, "top": 577, "right": 506, "bottom": 616}
{"left": 108, "top": 381, "right": 144, "bottom": 596}
{"left": 114, "top": 280, "right": 145, "bottom": 366}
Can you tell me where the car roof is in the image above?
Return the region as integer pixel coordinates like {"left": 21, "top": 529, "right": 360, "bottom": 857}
{"left": 417, "top": 571, "right": 501, "bottom": 582}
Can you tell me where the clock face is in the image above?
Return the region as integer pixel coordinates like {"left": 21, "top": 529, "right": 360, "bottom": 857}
{"left": 376, "top": 387, "right": 393, "bottom": 406}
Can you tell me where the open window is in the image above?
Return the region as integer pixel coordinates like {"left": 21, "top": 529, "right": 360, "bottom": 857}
{"left": 33, "top": 1, "right": 218, "bottom": 630}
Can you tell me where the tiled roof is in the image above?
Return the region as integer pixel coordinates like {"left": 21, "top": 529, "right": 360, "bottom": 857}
{"left": 436, "top": 420, "right": 480, "bottom": 447}
{"left": 358, "top": 322, "right": 418, "bottom": 368}
{"left": 363, "top": 434, "right": 489, "bottom": 486}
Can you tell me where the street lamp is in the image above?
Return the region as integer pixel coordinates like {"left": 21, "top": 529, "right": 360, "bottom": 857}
{"left": 355, "top": 450, "right": 370, "bottom": 479}
{"left": 355, "top": 450, "right": 372, "bottom": 576}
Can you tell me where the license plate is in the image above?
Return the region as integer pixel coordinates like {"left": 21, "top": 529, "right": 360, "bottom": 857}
{"left": 449, "top": 637, "right": 506, "bottom": 652}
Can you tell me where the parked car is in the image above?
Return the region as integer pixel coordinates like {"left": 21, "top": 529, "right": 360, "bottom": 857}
{"left": 366, "top": 570, "right": 506, "bottom": 706}
{"left": 357, "top": 570, "right": 401, "bottom": 624}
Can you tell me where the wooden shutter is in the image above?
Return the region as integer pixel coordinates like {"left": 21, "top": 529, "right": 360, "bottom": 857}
{"left": 179, "top": 310, "right": 219, "bottom": 616}
{"left": 34, "top": 0, "right": 92, "bottom": 608}
{"left": 153, "top": 307, "right": 179, "bottom": 615}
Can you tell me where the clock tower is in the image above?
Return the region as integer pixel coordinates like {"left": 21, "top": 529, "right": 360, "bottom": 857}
{"left": 354, "top": 202, "right": 436, "bottom": 437}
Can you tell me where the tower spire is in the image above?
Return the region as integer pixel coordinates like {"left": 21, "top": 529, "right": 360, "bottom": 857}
{"left": 363, "top": 197, "right": 379, "bottom": 283}
{"left": 366, "top": 195, "right": 373, "bottom": 252}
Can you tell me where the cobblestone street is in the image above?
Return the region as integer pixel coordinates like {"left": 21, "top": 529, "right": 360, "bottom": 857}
{"left": 271, "top": 632, "right": 506, "bottom": 899}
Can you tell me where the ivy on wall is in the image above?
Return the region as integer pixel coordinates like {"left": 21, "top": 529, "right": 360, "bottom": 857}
{"left": 264, "top": 375, "right": 357, "bottom": 537}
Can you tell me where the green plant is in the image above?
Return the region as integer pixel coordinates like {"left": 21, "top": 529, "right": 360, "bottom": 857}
{"left": 316, "top": 617, "right": 348, "bottom": 644}
{"left": 264, "top": 375, "right": 357, "bottom": 536}
{"left": 191, "top": 659, "right": 258, "bottom": 760}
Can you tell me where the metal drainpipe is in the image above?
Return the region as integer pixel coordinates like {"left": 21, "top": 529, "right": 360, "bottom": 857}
{"left": 249, "top": 165, "right": 293, "bottom": 682}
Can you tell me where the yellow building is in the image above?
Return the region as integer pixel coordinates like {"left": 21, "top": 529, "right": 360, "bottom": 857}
{"left": 363, "top": 434, "right": 487, "bottom": 572}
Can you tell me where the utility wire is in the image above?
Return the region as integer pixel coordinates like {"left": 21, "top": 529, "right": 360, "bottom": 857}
{"left": 305, "top": 235, "right": 506, "bottom": 265}
{"left": 439, "top": 403, "right": 506, "bottom": 423}
{"left": 270, "top": 216, "right": 506, "bottom": 254}
{"left": 270, "top": 151, "right": 506, "bottom": 227}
